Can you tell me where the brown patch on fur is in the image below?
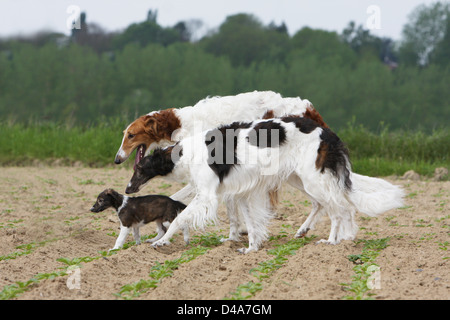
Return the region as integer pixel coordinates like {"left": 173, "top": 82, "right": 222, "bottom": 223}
{"left": 303, "top": 106, "right": 328, "bottom": 128}
{"left": 269, "top": 189, "right": 279, "bottom": 209}
{"left": 143, "top": 109, "right": 182, "bottom": 142}
{"left": 315, "top": 141, "right": 328, "bottom": 170}
{"left": 117, "top": 109, "right": 181, "bottom": 162}
{"left": 262, "top": 109, "right": 275, "bottom": 119}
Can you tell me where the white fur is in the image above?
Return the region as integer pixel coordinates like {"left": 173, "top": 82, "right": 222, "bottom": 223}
{"left": 171, "top": 91, "right": 312, "bottom": 141}
{"left": 149, "top": 118, "right": 404, "bottom": 252}
{"left": 110, "top": 196, "right": 140, "bottom": 251}
{"left": 115, "top": 123, "right": 132, "bottom": 161}
{"left": 167, "top": 91, "right": 312, "bottom": 201}
{"left": 166, "top": 91, "right": 314, "bottom": 235}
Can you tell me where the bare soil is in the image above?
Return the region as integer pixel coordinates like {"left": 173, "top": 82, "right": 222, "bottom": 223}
{"left": 0, "top": 166, "right": 448, "bottom": 300}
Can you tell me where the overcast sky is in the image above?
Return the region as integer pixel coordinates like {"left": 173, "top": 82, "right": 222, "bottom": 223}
{"left": 0, "top": 0, "right": 439, "bottom": 40}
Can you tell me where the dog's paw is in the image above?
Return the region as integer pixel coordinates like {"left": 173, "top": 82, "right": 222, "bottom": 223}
{"left": 237, "top": 247, "right": 258, "bottom": 254}
{"left": 315, "top": 239, "right": 339, "bottom": 245}
{"left": 151, "top": 239, "right": 170, "bottom": 248}
{"left": 220, "top": 236, "right": 239, "bottom": 243}
{"left": 294, "top": 227, "right": 310, "bottom": 238}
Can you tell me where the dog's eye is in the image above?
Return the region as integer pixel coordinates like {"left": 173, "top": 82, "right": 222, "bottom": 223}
{"left": 128, "top": 133, "right": 135, "bottom": 139}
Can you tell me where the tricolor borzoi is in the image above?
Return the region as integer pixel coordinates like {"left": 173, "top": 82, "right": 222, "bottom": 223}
{"left": 125, "top": 116, "right": 404, "bottom": 253}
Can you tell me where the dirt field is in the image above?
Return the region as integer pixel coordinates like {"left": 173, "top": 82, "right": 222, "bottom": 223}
{"left": 0, "top": 166, "right": 448, "bottom": 300}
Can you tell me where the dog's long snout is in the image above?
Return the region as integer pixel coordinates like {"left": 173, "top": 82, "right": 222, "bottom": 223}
{"left": 115, "top": 147, "right": 127, "bottom": 164}
{"left": 125, "top": 186, "right": 135, "bottom": 194}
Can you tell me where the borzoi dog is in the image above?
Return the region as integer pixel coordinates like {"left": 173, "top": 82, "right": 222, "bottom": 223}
{"left": 114, "top": 91, "right": 325, "bottom": 209}
{"left": 125, "top": 117, "right": 404, "bottom": 253}
{"left": 90, "top": 189, "right": 188, "bottom": 250}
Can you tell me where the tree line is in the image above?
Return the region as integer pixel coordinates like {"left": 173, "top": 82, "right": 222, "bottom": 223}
{"left": 0, "top": 3, "right": 449, "bottom": 131}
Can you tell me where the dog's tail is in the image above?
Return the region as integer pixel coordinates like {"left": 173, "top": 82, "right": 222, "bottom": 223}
{"left": 316, "top": 127, "right": 404, "bottom": 217}
{"left": 346, "top": 173, "right": 404, "bottom": 217}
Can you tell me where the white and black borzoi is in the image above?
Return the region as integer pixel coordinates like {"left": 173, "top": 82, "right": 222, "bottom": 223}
{"left": 125, "top": 116, "right": 404, "bottom": 253}
{"left": 90, "top": 189, "right": 188, "bottom": 250}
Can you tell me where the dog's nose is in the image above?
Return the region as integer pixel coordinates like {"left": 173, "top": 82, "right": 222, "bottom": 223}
{"left": 114, "top": 156, "right": 122, "bottom": 164}
{"left": 125, "top": 185, "right": 136, "bottom": 194}
{"left": 90, "top": 207, "right": 96, "bottom": 212}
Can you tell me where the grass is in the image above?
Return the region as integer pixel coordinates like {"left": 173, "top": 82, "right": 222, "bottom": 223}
{"left": 0, "top": 120, "right": 448, "bottom": 177}
{"left": 338, "top": 121, "right": 449, "bottom": 177}
{"left": 0, "top": 119, "right": 127, "bottom": 167}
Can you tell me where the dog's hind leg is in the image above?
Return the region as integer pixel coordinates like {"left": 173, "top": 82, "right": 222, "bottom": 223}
{"left": 287, "top": 174, "right": 325, "bottom": 238}
{"left": 146, "top": 220, "right": 166, "bottom": 243}
{"left": 182, "top": 225, "right": 190, "bottom": 245}
{"left": 316, "top": 209, "right": 341, "bottom": 245}
{"left": 295, "top": 198, "right": 324, "bottom": 238}
{"left": 132, "top": 226, "right": 141, "bottom": 245}
{"left": 221, "top": 197, "right": 241, "bottom": 243}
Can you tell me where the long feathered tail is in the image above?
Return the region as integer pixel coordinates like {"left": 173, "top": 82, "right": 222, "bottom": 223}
{"left": 347, "top": 172, "right": 405, "bottom": 217}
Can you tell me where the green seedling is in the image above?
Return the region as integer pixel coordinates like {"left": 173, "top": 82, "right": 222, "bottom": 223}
{"left": 226, "top": 235, "right": 315, "bottom": 300}
{"left": 341, "top": 238, "right": 389, "bottom": 300}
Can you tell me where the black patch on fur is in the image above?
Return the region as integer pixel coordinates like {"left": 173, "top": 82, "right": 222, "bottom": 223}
{"left": 126, "top": 145, "right": 181, "bottom": 194}
{"left": 141, "top": 147, "right": 176, "bottom": 176}
{"left": 205, "top": 121, "right": 251, "bottom": 182}
{"left": 280, "top": 116, "right": 352, "bottom": 190}
{"left": 91, "top": 189, "right": 186, "bottom": 228}
{"left": 247, "top": 120, "right": 287, "bottom": 148}
{"left": 90, "top": 189, "right": 124, "bottom": 212}
{"left": 318, "top": 128, "right": 352, "bottom": 191}
{"left": 281, "top": 116, "right": 320, "bottom": 134}
{"left": 120, "top": 195, "right": 186, "bottom": 227}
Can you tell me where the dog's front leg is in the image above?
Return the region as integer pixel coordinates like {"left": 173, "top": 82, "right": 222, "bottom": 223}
{"left": 111, "top": 225, "right": 130, "bottom": 251}
{"left": 170, "top": 183, "right": 196, "bottom": 202}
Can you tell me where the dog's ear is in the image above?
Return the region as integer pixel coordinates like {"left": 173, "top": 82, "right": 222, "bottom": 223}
{"left": 144, "top": 116, "right": 158, "bottom": 137}
{"left": 105, "top": 189, "right": 122, "bottom": 207}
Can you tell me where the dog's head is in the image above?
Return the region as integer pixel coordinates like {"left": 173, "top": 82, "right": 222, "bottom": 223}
{"left": 125, "top": 146, "right": 178, "bottom": 194}
{"left": 114, "top": 110, "right": 181, "bottom": 169}
{"left": 90, "top": 189, "right": 122, "bottom": 213}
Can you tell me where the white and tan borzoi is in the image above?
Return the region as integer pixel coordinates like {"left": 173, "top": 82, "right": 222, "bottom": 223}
{"left": 115, "top": 91, "right": 326, "bottom": 235}
{"left": 125, "top": 116, "right": 404, "bottom": 253}
{"left": 114, "top": 91, "right": 326, "bottom": 206}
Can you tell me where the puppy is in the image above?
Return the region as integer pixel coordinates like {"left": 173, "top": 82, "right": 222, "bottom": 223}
{"left": 90, "top": 188, "right": 188, "bottom": 250}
